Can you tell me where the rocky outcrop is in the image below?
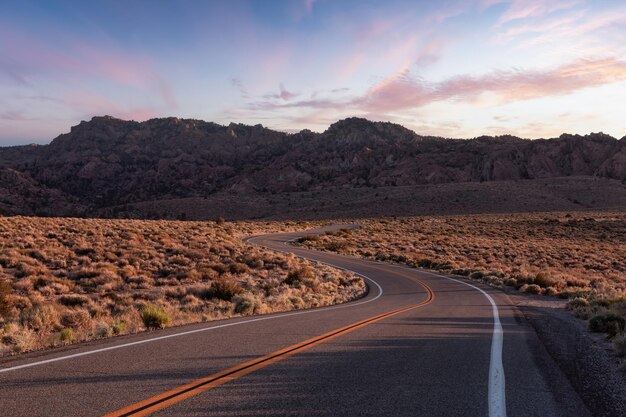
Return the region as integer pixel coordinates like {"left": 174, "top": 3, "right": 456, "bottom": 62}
{"left": 0, "top": 168, "right": 84, "bottom": 216}
{"left": 0, "top": 116, "right": 623, "bottom": 216}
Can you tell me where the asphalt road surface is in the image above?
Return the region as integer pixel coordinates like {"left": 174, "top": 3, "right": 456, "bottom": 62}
{"left": 0, "top": 226, "right": 592, "bottom": 417}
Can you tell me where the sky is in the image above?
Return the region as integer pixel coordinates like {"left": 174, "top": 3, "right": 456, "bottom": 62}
{"left": 1, "top": 0, "right": 625, "bottom": 145}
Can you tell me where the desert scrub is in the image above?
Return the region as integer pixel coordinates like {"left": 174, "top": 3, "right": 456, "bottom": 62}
{"left": 294, "top": 212, "right": 626, "bottom": 354}
{"left": 140, "top": 304, "right": 171, "bottom": 329}
{"left": 0, "top": 216, "right": 365, "bottom": 355}
{"left": 566, "top": 297, "right": 591, "bottom": 319}
{"left": 588, "top": 312, "right": 626, "bottom": 337}
{"left": 295, "top": 212, "right": 625, "bottom": 302}
{"left": 58, "top": 327, "right": 76, "bottom": 344}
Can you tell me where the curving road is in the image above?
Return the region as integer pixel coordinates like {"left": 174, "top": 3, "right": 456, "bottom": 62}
{"left": 0, "top": 226, "right": 591, "bottom": 417}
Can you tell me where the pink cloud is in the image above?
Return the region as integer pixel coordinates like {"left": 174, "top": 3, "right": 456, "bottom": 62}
{"left": 356, "top": 58, "right": 626, "bottom": 112}
{"left": 247, "top": 57, "right": 626, "bottom": 117}
{"left": 0, "top": 25, "right": 176, "bottom": 109}
{"left": 263, "top": 84, "right": 299, "bottom": 101}
{"left": 358, "top": 57, "right": 626, "bottom": 113}
{"left": 336, "top": 51, "right": 368, "bottom": 79}
{"left": 497, "top": 0, "right": 582, "bottom": 25}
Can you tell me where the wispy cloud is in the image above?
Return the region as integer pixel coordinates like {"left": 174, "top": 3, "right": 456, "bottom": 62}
{"left": 263, "top": 84, "right": 299, "bottom": 101}
{"left": 0, "top": 25, "right": 176, "bottom": 109}
{"left": 0, "top": 110, "right": 30, "bottom": 121}
{"left": 246, "top": 57, "right": 626, "bottom": 116}
{"left": 496, "top": 0, "right": 582, "bottom": 25}
{"left": 231, "top": 78, "right": 249, "bottom": 98}
{"left": 360, "top": 57, "right": 626, "bottom": 112}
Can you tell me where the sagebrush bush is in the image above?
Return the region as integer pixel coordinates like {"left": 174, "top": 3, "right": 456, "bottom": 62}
{"left": 112, "top": 320, "right": 127, "bottom": 335}
{"left": 589, "top": 313, "right": 626, "bottom": 337}
{"left": 59, "top": 327, "right": 76, "bottom": 343}
{"left": 58, "top": 294, "right": 89, "bottom": 307}
{"left": 140, "top": 304, "right": 171, "bottom": 329}
{"left": 566, "top": 297, "right": 591, "bottom": 319}
{"left": 0, "top": 280, "right": 11, "bottom": 317}
{"left": 210, "top": 277, "right": 244, "bottom": 301}
{"left": 534, "top": 273, "right": 557, "bottom": 288}
{"left": 567, "top": 297, "right": 590, "bottom": 310}
{"left": 521, "top": 284, "right": 542, "bottom": 295}
{"left": 233, "top": 295, "right": 263, "bottom": 315}
{"left": 284, "top": 266, "right": 314, "bottom": 286}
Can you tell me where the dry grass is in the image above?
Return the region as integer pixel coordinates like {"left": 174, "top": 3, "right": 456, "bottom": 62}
{"left": 0, "top": 216, "right": 364, "bottom": 356}
{"left": 297, "top": 212, "right": 626, "bottom": 342}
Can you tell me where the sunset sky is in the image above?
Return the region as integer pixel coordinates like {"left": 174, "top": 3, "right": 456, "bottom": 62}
{"left": 1, "top": 0, "right": 625, "bottom": 145}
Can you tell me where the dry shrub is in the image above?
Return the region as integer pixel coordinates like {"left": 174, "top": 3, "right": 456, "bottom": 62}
{"left": 60, "top": 309, "right": 92, "bottom": 330}
{"left": 589, "top": 313, "right": 626, "bottom": 337}
{"left": 0, "top": 216, "right": 364, "bottom": 355}
{"left": 533, "top": 273, "right": 559, "bottom": 289}
{"left": 284, "top": 266, "right": 315, "bottom": 287}
{"left": 0, "top": 280, "right": 11, "bottom": 317}
{"left": 210, "top": 277, "right": 244, "bottom": 301}
{"left": 140, "top": 304, "right": 171, "bottom": 329}
{"left": 58, "top": 294, "right": 90, "bottom": 307}
{"left": 233, "top": 295, "right": 266, "bottom": 315}
{"left": 59, "top": 327, "right": 76, "bottom": 344}
{"left": 20, "top": 305, "right": 60, "bottom": 333}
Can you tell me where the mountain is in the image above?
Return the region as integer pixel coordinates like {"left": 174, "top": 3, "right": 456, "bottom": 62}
{"left": 0, "top": 168, "right": 84, "bottom": 216}
{"left": 0, "top": 116, "right": 624, "bottom": 218}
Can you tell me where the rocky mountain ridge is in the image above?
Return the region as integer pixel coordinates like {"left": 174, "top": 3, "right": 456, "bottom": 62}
{"left": 0, "top": 116, "right": 624, "bottom": 217}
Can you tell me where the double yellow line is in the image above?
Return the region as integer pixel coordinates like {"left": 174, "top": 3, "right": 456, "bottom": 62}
{"left": 105, "top": 279, "right": 434, "bottom": 417}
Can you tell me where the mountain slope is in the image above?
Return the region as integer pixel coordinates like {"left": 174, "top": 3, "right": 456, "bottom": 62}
{"left": 0, "top": 116, "right": 624, "bottom": 218}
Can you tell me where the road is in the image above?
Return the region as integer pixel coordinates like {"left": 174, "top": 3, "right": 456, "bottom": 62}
{"left": 0, "top": 226, "right": 591, "bottom": 417}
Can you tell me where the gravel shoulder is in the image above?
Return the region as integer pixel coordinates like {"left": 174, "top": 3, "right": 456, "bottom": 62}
{"left": 504, "top": 289, "right": 626, "bottom": 417}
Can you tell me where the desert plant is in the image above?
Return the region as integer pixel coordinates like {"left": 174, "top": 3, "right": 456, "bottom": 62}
{"left": 589, "top": 313, "right": 626, "bottom": 337}
{"left": 566, "top": 297, "right": 590, "bottom": 310}
{"left": 20, "top": 305, "right": 60, "bottom": 332}
{"left": 140, "top": 304, "right": 171, "bottom": 329}
{"left": 504, "top": 278, "right": 517, "bottom": 287}
{"left": 210, "top": 277, "right": 244, "bottom": 301}
{"left": 469, "top": 271, "right": 485, "bottom": 280}
{"left": 566, "top": 297, "right": 591, "bottom": 319}
{"left": 112, "top": 320, "right": 127, "bottom": 335}
{"left": 533, "top": 273, "right": 557, "bottom": 288}
{"left": 59, "top": 327, "right": 76, "bottom": 343}
{"left": 416, "top": 258, "right": 434, "bottom": 268}
{"left": 58, "top": 294, "right": 89, "bottom": 307}
{"left": 523, "top": 284, "right": 542, "bottom": 295}
{"left": 325, "top": 241, "right": 348, "bottom": 252}
{"left": 233, "top": 295, "right": 262, "bottom": 315}
{"left": 229, "top": 262, "right": 248, "bottom": 274}
{"left": 60, "top": 309, "right": 92, "bottom": 329}
{"left": 0, "top": 280, "right": 11, "bottom": 317}
{"left": 284, "top": 266, "right": 314, "bottom": 287}
{"left": 297, "top": 234, "right": 319, "bottom": 243}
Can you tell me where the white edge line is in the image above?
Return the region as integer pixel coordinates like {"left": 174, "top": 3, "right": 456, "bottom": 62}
{"left": 404, "top": 267, "right": 506, "bottom": 417}
{"left": 0, "top": 236, "right": 382, "bottom": 375}
{"left": 290, "top": 241, "right": 506, "bottom": 417}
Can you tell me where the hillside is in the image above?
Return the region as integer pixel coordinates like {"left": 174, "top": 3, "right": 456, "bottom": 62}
{"left": 0, "top": 116, "right": 624, "bottom": 219}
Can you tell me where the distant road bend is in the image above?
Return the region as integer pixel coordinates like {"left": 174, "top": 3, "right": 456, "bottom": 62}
{"left": 0, "top": 226, "right": 591, "bottom": 417}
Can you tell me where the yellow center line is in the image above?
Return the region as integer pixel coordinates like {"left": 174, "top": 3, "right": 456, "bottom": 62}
{"left": 103, "top": 278, "right": 434, "bottom": 417}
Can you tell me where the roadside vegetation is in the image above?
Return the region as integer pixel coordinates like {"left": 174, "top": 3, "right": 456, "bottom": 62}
{"left": 0, "top": 216, "right": 364, "bottom": 356}
{"left": 295, "top": 212, "right": 626, "bottom": 359}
